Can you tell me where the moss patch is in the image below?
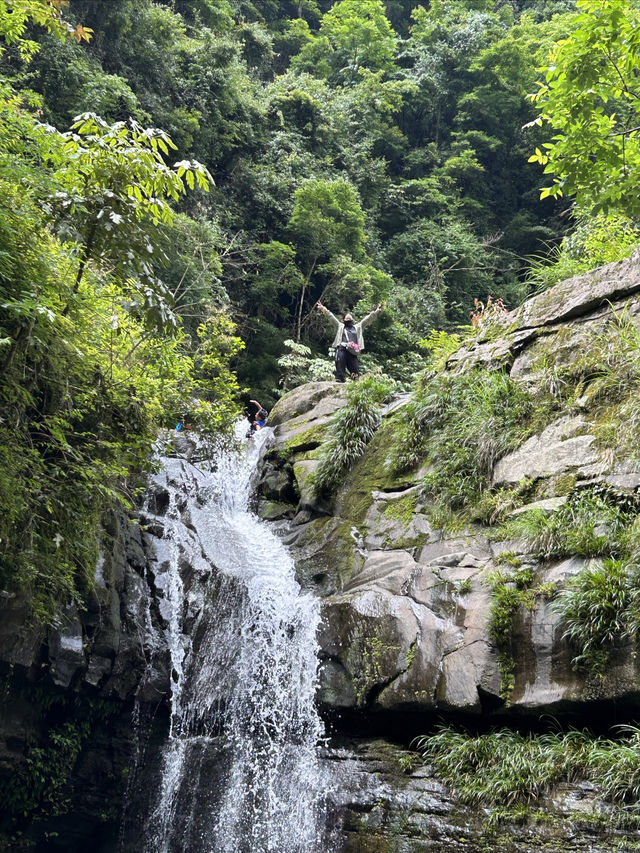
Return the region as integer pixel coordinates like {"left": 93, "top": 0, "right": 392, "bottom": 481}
{"left": 383, "top": 493, "right": 418, "bottom": 528}
{"left": 282, "top": 420, "right": 329, "bottom": 454}
{"left": 292, "top": 517, "right": 360, "bottom": 589}
{"left": 335, "top": 417, "right": 415, "bottom": 528}
{"left": 485, "top": 566, "right": 557, "bottom": 700}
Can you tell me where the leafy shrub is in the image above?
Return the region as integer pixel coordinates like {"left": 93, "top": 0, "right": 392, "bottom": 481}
{"left": 416, "top": 328, "right": 462, "bottom": 372}
{"left": 0, "top": 689, "right": 119, "bottom": 836}
{"left": 313, "top": 375, "right": 395, "bottom": 495}
{"left": 389, "top": 369, "right": 533, "bottom": 509}
{"left": 0, "top": 80, "right": 237, "bottom": 620}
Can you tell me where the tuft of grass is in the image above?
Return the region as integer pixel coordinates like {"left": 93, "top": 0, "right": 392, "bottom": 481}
{"left": 488, "top": 489, "right": 640, "bottom": 682}
{"left": 470, "top": 480, "right": 534, "bottom": 525}
{"left": 388, "top": 369, "right": 535, "bottom": 511}
{"left": 552, "top": 557, "right": 640, "bottom": 677}
{"left": 414, "top": 724, "right": 640, "bottom": 824}
{"left": 491, "top": 490, "right": 630, "bottom": 561}
{"left": 313, "top": 375, "right": 395, "bottom": 496}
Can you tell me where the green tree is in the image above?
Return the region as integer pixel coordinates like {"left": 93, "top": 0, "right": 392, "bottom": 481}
{"left": 294, "top": 0, "right": 397, "bottom": 82}
{"left": 529, "top": 0, "right": 640, "bottom": 216}
{"left": 287, "top": 177, "right": 366, "bottom": 339}
{"left": 0, "top": 1, "right": 243, "bottom": 619}
{"left": 46, "top": 113, "right": 210, "bottom": 310}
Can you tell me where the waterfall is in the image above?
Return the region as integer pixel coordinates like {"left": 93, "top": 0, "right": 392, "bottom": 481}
{"left": 134, "top": 427, "right": 330, "bottom": 853}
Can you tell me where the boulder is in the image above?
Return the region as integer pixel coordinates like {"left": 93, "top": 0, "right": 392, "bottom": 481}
{"left": 492, "top": 415, "right": 602, "bottom": 486}
{"left": 510, "top": 248, "right": 640, "bottom": 330}
{"left": 257, "top": 499, "right": 297, "bottom": 521}
{"left": 268, "top": 381, "right": 345, "bottom": 427}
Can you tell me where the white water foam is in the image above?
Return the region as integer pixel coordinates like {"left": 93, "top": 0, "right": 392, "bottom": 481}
{"left": 140, "top": 427, "right": 329, "bottom": 853}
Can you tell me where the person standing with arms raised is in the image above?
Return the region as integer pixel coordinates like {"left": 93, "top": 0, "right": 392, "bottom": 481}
{"left": 316, "top": 301, "right": 382, "bottom": 382}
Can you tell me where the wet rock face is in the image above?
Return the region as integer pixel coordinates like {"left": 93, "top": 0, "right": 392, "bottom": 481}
{"left": 323, "top": 738, "right": 638, "bottom": 853}
{"left": 0, "top": 450, "right": 224, "bottom": 850}
{"left": 0, "top": 507, "right": 164, "bottom": 849}
{"left": 0, "top": 507, "right": 161, "bottom": 697}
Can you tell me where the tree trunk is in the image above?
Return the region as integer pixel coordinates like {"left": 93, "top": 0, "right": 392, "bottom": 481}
{"left": 62, "top": 217, "right": 98, "bottom": 316}
{"left": 296, "top": 260, "right": 316, "bottom": 342}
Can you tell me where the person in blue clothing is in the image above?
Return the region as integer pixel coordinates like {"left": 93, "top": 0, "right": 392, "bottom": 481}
{"left": 247, "top": 398, "right": 268, "bottom": 435}
{"left": 316, "top": 300, "right": 382, "bottom": 382}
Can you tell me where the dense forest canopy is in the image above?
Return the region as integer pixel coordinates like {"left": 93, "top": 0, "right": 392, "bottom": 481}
{"left": 2, "top": 0, "right": 640, "bottom": 615}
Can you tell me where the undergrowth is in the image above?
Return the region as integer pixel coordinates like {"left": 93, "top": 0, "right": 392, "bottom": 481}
{"left": 313, "top": 375, "right": 395, "bottom": 496}
{"left": 388, "top": 369, "right": 536, "bottom": 511}
{"left": 415, "top": 724, "right": 640, "bottom": 825}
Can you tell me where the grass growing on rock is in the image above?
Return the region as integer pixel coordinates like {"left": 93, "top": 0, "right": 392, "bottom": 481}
{"left": 553, "top": 557, "right": 640, "bottom": 677}
{"left": 531, "top": 309, "right": 640, "bottom": 462}
{"left": 490, "top": 490, "right": 632, "bottom": 561}
{"left": 491, "top": 488, "right": 640, "bottom": 679}
{"left": 415, "top": 724, "right": 640, "bottom": 826}
{"left": 313, "top": 376, "right": 395, "bottom": 497}
{"left": 388, "top": 369, "right": 535, "bottom": 512}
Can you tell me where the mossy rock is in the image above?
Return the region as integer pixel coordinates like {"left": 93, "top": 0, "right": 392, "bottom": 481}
{"left": 363, "top": 490, "right": 433, "bottom": 551}
{"left": 268, "top": 381, "right": 344, "bottom": 426}
{"left": 289, "top": 516, "right": 361, "bottom": 593}
{"left": 281, "top": 421, "right": 329, "bottom": 454}
{"left": 335, "top": 418, "right": 416, "bottom": 528}
{"left": 257, "top": 500, "right": 296, "bottom": 521}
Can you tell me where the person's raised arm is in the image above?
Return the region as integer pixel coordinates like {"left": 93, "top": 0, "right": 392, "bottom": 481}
{"left": 316, "top": 300, "right": 340, "bottom": 329}
{"left": 359, "top": 303, "right": 382, "bottom": 328}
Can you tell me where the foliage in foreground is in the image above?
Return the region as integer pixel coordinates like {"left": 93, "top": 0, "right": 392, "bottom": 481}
{"left": 529, "top": 0, "right": 640, "bottom": 218}
{"left": 416, "top": 725, "right": 640, "bottom": 824}
{"left": 313, "top": 375, "right": 395, "bottom": 496}
{"left": 0, "top": 4, "right": 242, "bottom": 620}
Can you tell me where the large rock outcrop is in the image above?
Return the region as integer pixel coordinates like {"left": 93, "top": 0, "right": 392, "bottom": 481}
{"left": 262, "top": 251, "right": 640, "bottom": 720}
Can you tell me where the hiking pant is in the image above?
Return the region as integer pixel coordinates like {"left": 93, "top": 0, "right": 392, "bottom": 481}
{"left": 335, "top": 346, "right": 360, "bottom": 382}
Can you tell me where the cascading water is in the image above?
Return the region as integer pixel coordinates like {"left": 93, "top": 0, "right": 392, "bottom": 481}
{"left": 132, "top": 426, "right": 331, "bottom": 853}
